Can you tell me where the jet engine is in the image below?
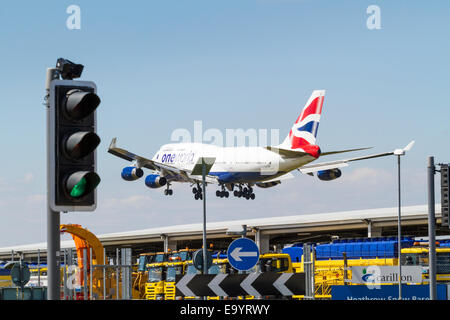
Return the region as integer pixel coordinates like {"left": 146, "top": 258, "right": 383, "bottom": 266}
{"left": 317, "top": 169, "right": 342, "bottom": 181}
{"left": 121, "top": 167, "right": 144, "bottom": 181}
{"left": 145, "top": 174, "right": 167, "bottom": 188}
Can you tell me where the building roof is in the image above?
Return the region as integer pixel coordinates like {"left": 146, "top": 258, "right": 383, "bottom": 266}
{"left": 0, "top": 204, "right": 441, "bottom": 259}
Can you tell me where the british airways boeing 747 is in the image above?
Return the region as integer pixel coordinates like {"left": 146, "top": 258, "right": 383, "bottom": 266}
{"left": 108, "top": 90, "right": 414, "bottom": 200}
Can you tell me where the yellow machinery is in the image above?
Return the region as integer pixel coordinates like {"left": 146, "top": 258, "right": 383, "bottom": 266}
{"left": 60, "top": 224, "right": 105, "bottom": 298}
{"left": 60, "top": 224, "right": 141, "bottom": 299}
{"left": 292, "top": 254, "right": 398, "bottom": 299}
{"left": 0, "top": 268, "right": 12, "bottom": 288}
{"left": 164, "top": 261, "right": 185, "bottom": 300}
{"left": 402, "top": 246, "right": 450, "bottom": 283}
{"left": 287, "top": 242, "right": 450, "bottom": 299}
{"left": 145, "top": 262, "right": 166, "bottom": 300}
{"left": 133, "top": 253, "right": 155, "bottom": 299}
{"left": 255, "top": 253, "right": 293, "bottom": 273}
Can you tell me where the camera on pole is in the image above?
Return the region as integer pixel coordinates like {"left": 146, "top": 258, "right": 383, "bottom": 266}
{"left": 49, "top": 58, "right": 101, "bottom": 211}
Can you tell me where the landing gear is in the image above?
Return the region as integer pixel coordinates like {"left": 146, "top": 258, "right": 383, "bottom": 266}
{"left": 216, "top": 186, "right": 229, "bottom": 198}
{"left": 232, "top": 184, "right": 255, "bottom": 200}
{"left": 193, "top": 184, "right": 203, "bottom": 200}
{"left": 164, "top": 184, "right": 173, "bottom": 196}
{"left": 220, "top": 184, "right": 255, "bottom": 200}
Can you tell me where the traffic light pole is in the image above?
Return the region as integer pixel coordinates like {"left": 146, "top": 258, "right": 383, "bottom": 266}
{"left": 202, "top": 161, "right": 208, "bottom": 276}
{"left": 46, "top": 68, "right": 61, "bottom": 300}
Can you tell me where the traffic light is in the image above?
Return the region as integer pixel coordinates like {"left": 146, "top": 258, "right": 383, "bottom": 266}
{"left": 49, "top": 68, "right": 101, "bottom": 211}
{"left": 441, "top": 164, "right": 449, "bottom": 228}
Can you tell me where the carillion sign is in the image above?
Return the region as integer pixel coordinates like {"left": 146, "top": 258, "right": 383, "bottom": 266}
{"left": 351, "top": 266, "right": 423, "bottom": 284}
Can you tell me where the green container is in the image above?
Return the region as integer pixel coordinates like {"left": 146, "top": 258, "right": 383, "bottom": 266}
{"left": 31, "top": 287, "right": 47, "bottom": 300}
{"left": 0, "top": 287, "right": 47, "bottom": 300}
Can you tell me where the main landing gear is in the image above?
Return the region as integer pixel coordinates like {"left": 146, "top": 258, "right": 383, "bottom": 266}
{"left": 233, "top": 185, "right": 255, "bottom": 200}
{"left": 216, "top": 184, "right": 255, "bottom": 200}
{"left": 216, "top": 185, "right": 229, "bottom": 198}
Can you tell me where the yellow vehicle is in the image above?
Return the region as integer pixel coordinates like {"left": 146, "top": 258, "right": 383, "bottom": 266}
{"left": 170, "top": 249, "right": 196, "bottom": 262}
{"left": 164, "top": 261, "right": 185, "bottom": 300}
{"left": 402, "top": 246, "right": 450, "bottom": 283}
{"left": 133, "top": 253, "right": 156, "bottom": 299}
{"left": 254, "top": 253, "right": 293, "bottom": 273}
{"left": 284, "top": 239, "right": 450, "bottom": 299}
{"left": 0, "top": 268, "right": 12, "bottom": 288}
{"left": 145, "top": 262, "right": 166, "bottom": 300}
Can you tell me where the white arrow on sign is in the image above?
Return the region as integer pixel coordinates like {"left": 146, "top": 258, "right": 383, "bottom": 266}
{"left": 230, "top": 247, "right": 258, "bottom": 262}
{"left": 273, "top": 273, "right": 294, "bottom": 296}
{"left": 240, "top": 273, "right": 260, "bottom": 296}
{"left": 176, "top": 274, "right": 196, "bottom": 297}
{"left": 208, "top": 273, "right": 228, "bottom": 297}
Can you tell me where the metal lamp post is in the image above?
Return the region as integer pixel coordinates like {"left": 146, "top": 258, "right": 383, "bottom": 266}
{"left": 392, "top": 141, "right": 415, "bottom": 300}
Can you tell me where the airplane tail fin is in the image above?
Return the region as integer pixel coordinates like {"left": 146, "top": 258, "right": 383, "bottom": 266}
{"left": 279, "top": 90, "right": 325, "bottom": 150}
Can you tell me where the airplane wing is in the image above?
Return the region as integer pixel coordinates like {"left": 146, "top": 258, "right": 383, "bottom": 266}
{"left": 107, "top": 138, "right": 219, "bottom": 184}
{"left": 255, "top": 172, "right": 295, "bottom": 188}
{"left": 298, "top": 141, "right": 415, "bottom": 174}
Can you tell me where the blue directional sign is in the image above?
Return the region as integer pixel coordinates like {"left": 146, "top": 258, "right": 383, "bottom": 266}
{"left": 227, "top": 238, "right": 260, "bottom": 271}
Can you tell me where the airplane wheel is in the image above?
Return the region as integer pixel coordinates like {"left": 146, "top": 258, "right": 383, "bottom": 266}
{"left": 238, "top": 191, "right": 242, "bottom": 198}
{"left": 194, "top": 193, "right": 199, "bottom": 200}
{"left": 169, "top": 190, "right": 173, "bottom": 195}
{"left": 243, "top": 187, "right": 248, "bottom": 194}
{"left": 250, "top": 193, "right": 255, "bottom": 200}
{"left": 199, "top": 194, "right": 203, "bottom": 200}
{"left": 234, "top": 191, "right": 238, "bottom": 197}
{"left": 193, "top": 188, "right": 197, "bottom": 194}
{"left": 245, "top": 195, "right": 250, "bottom": 200}
{"left": 225, "top": 192, "right": 229, "bottom": 198}
{"left": 164, "top": 190, "right": 168, "bottom": 196}
{"left": 216, "top": 190, "right": 221, "bottom": 197}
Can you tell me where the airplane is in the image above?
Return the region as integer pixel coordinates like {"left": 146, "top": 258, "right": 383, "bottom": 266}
{"left": 108, "top": 90, "right": 414, "bottom": 200}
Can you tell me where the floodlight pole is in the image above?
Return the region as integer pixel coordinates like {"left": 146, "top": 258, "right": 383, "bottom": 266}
{"left": 397, "top": 155, "right": 402, "bottom": 300}
{"left": 46, "top": 67, "right": 61, "bottom": 300}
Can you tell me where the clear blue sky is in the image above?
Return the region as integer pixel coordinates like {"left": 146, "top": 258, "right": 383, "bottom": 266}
{"left": 0, "top": 1, "right": 449, "bottom": 246}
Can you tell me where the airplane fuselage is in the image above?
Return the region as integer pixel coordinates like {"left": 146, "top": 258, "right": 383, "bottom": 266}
{"left": 151, "top": 143, "right": 317, "bottom": 184}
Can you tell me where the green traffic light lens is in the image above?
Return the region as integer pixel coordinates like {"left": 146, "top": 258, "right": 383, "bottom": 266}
{"left": 70, "top": 177, "right": 87, "bottom": 198}
{"left": 67, "top": 172, "right": 101, "bottom": 199}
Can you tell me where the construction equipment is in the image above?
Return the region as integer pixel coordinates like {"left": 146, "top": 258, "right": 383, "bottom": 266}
{"left": 133, "top": 253, "right": 155, "bottom": 299}
{"left": 282, "top": 237, "right": 450, "bottom": 299}
{"left": 60, "top": 224, "right": 105, "bottom": 298}
{"left": 164, "top": 261, "right": 185, "bottom": 300}
{"left": 145, "top": 262, "right": 166, "bottom": 300}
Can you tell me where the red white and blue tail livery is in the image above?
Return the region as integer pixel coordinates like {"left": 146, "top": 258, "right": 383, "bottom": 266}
{"left": 108, "top": 90, "right": 414, "bottom": 200}
{"left": 286, "top": 89, "right": 325, "bottom": 149}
